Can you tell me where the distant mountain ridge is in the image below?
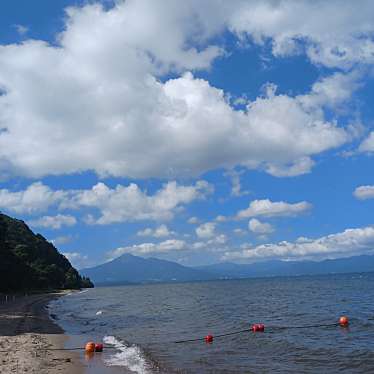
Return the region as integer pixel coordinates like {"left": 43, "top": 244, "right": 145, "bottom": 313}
{"left": 81, "top": 253, "right": 213, "bottom": 285}
{"left": 81, "top": 253, "right": 374, "bottom": 286}
{"left": 0, "top": 213, "right": 93, "bottom": 292}
{"left": 195, "top": 255, "right": 374, "bottom": 278}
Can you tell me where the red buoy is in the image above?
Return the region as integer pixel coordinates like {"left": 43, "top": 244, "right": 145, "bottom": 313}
{"left": 339, "top": 316, "right": 349, "bottom": 327}
{"left": 251, "top": 323, "right": 265, "bottom": 332}
{"left": 95, "top": 343, "right": 104, "bottom": 352}
{"left": 205, "top": 334, "right": 214, "bottom": 343}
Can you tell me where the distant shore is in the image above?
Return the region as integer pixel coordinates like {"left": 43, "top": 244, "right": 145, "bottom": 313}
{"left": 0, "top": 291, "right": 84, "bottom": 373}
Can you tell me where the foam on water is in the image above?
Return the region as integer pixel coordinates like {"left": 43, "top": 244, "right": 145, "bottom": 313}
{"left": 77, "top": 289, "right": 90, "bottom": 294}
{"left": 103, "top": 335, "right": 150, "bottom": 374}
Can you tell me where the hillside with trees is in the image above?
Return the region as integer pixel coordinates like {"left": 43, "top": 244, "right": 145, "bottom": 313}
{"left": 0, "top": 213, "right": 93, "bottom": 292}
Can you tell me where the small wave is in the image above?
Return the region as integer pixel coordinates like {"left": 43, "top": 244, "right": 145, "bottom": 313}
{"left": 103, "top": 335, "right": 150, "bottom": 374}
{"left": 77, "top": 289, "right": 90, "bottom": 294}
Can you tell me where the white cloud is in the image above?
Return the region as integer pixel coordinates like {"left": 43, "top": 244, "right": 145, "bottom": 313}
{"left": 214, "top": 234, "right": 227, "bottom": 244}
{"left": 188, "top": 216, "right": 200, "bottom": 224}
{"left": 14, "top": 24, "right": 28, "bottom": 36}
{"left": 237, "top": 199, "right": 312, "bottom": 219}
{"left": 299, "top": 71, "right": 362, "bottom": 110}
{"left": 108, "top": 239, "right": 187, "bottom": 259}
{"left": 248, "top": 218, "right": 274, "bottom": 234}
{"left": 224, "top": 169, "right": 249, "bottom": 197}
{"left": 215, "top": 215, "right": 227, "bottom": 222}
{"left": 265, "top": 157, "right": 315, "bottom": 178}
{"left": 69, "top": 180, "right": 212, "bottom": 224}
{"left": 233, "top": 228, "right": 246, "bottom": 236}
{"left": 29, "top": 214, "right": 77, "bottom": 229}
{"left": 359, "top": 132, "right": 374, "bottom": 153}
{"left": 354, "top": 185, "right": 374, "bottom": 200}
{"left": 0, "top": 182, "right": 66, "bottom": 214}
{"left": 196, "top": 222, "right": 216, "bottom": 239}
{"left": 137, "top": 224, "right": 174, "bottom": 238}
{"left": 51, "top": 235, "right": 74, "bottom": 245}
{"left": 228, "top": 0, "right": 374, "bottom": 69}
{"left": 192, "top": 234, "right": 228, "bottom": 250}
{"left": 0, "top": 180, "right": 212, "bottom": 224}
{"left": 223, "top": 226, "right": 374, "bottom": 261}
{"left": 0, "top": 1, "right": 357, "bottom": 181}
{"left": 63, "top": 252, "right": 90, "bottom": 269}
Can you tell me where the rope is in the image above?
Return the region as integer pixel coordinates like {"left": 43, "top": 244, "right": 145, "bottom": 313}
{"left": 268, "top": 322, "right": 339, "bottom": 331}
{"left": 173, "top": 328, "right": 249, "bottom": 344}
{"left": 0, "top": 320, "right": 348, "bottom": 352}
{"left": 165, "top": 321, "right": 341, "bottom": 344}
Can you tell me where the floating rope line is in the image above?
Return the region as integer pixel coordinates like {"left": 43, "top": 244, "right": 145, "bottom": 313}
{"left": 0, "top": 316, "right": 351, "bottom": 353}
{"left": 173, "top": 328, "right": 249, "bottom": 344}
{"left": 268, "top": 322, "right": 339, "bottom": 331}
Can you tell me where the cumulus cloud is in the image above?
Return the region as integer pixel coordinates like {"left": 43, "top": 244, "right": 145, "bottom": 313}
{"left": 0, "top": 182, "right": 66, "bottom": 214}
{"left": 228, "top": 0, "right": 374, "bottom": 69}
{"left": 237, "top": 199, "right": 312, "bottom": 219}
{"left": 0, "top": 180, "right": 212, "bottom": 224}
{"left": 69, "top": 180, "right": 212, "bottom": 224}
{"left": 29, "top": 214, "right": 77, "bottom": 229}
{"left": 108, "top": 239, "right": 187, "bottom": 259}
{"left": 196, "top": 222, "right": 216, "bottom": 239}
{"left": 248, "top": 218, "right": 274, "bottom": 234}
{"left": 188, "top": 216, "right": 200, "bottom": 224}
{"left": 0, "top": 0, "right": 359, "bottom": 181}
{"left": 354, "top": 185, "right": 374, "bottom": 200}
{"left": 192, "top": 234, "right": 228, "bottom": 250}
{"left": 223, "top": 226, "right": 374, "bottom": 261}
{"left": 137, "top": 224, "right": 175, "bottom": 238}
{"left": 63, "top": 252, "right": 90, "bottom": 269}
{"left": 359, "top": 132, "right": 374, "bottom": 153}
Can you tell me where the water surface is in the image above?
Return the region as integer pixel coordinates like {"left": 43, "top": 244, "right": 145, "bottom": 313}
{"left": 50, "top": 273, "right": 374, "bottom": 373}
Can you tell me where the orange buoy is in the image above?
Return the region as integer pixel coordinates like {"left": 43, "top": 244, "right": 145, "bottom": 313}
{"left": 205, "top": 334, "right": 214, "bottom": 343}
{"left": 339, "top": 316, "right": 349, "bottom": 327}
{"left": 85, "top": 341, "right": 96, "bottom": 353}
{"left": 251, "top": 323, "right": 265, "bottom": 332}
{"left": 95, "top": 343, "right": 104, "bottom": 352}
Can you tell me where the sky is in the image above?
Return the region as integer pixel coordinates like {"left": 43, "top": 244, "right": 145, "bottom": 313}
{"left": 0, "top": 0, "right": 374, "bottom": 269}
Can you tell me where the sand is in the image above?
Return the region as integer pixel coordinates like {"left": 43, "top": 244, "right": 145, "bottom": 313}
{"left": 0, "top": 291, "right": 84, "bottom": 374}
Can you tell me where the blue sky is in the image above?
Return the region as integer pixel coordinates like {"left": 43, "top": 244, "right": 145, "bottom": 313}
{"left": 1, "top": 0, "right": 374, "bottom": 268}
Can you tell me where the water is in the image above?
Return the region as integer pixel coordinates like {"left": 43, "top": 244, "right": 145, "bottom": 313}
{"left": 50, "top": 273, "right": 374, "bottom": 373}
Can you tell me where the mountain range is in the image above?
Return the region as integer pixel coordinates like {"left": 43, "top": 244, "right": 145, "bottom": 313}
{"left": 81, "top": 252, "right": 374, "bottom": 286}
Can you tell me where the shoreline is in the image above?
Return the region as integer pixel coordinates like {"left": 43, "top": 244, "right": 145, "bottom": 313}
{"left": 0, "top": 291, "right": 84, "bottom": 373}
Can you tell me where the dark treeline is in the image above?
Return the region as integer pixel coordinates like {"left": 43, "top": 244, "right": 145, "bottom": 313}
{"left": 0, "top": 213, "right": 93, "bottom": 292}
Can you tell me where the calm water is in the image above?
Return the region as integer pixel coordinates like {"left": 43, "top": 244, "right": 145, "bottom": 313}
{"left": 50, "top": 273, "right": 374, "bottom": 373}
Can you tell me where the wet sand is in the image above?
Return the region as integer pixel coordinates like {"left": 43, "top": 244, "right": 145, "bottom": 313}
{"left": 0, "top": 291, "right": 84, "bottom": 374}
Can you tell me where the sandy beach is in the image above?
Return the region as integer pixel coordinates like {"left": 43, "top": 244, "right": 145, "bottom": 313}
{"left": 0, "top": 292, "right": 84, "bottom": 374}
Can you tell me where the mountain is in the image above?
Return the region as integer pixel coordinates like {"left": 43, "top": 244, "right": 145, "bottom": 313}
{"left": 80, "top": 253, "right": 215, "bottom": 285}
{"left": 0, "top": 213, "right": 93, "bottom": 292}
{"left": 195, "top": 255, "right": 374, "bottom": 278}
{"left": 81, "top": 253, "right": 374, "bottom": 286}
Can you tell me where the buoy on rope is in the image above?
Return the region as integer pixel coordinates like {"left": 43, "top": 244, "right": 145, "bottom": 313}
{"left": 95, "top": 343, "right": 104, "bottom": 352}
{"left": 339, "top": 316, "right": 349, "bottom": 327}
{"left": 85, "top": 342, "right": 95, "bottom": 353}
{"left": 251, "top": 323, "right": 265, "bottom": 332}
{"left": 205, "top": 334, "right": 214, "bottom": 343}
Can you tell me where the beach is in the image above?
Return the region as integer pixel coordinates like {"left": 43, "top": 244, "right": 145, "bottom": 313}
{"left": 0, "top": 291, "right": 83, "bottom": 374}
